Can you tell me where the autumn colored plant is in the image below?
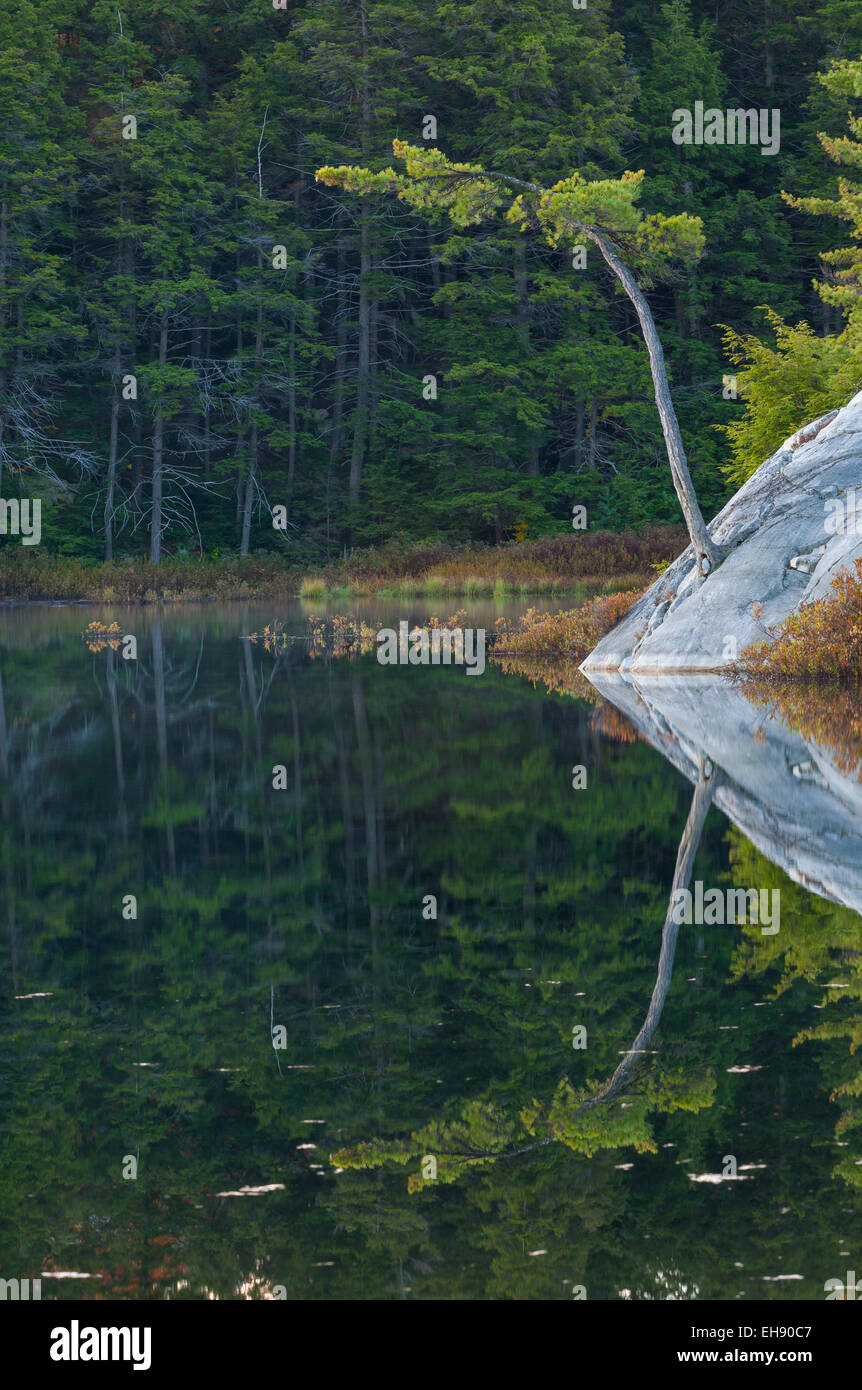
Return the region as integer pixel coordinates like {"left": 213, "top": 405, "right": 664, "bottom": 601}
{"left": 493, "top": 589, "right": 646, "bottom": 664}
{"left": 486, "top": 590, "right": 644, "bottom": 701}
{"left": 0, "top": 552, "right": 297, "bottom": 602}
{"left": 82, "top": 620, "right": 123, "bottom": 652}
{"left": 737, "top": 679, "right": 862, "bottom": 782}
{"left": 590, "top": 701, "right": 640, "bottom": 743}
{"left": 733, "top": 559, "right": 862, "bottom": 680}
{"left": 313, "top": 526, "right": 683, "bottom": 596}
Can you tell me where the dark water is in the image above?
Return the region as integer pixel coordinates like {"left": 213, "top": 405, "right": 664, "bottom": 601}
{"left": 0, "top": 603, "right": 859, "bottom": 1300}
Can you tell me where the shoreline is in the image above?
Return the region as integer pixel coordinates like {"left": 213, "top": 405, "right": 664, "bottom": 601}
{"left": 0, "top": 526, "right": 685, "bottom": 604}
{"left": 0, "top": 578, "right": 651, "bottom": 607}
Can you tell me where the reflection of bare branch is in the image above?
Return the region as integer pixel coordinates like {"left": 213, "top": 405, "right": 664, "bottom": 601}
{"left": 241, "top": 636, "right": 286, "bottom": 713}
{"left": 0, "top": 666, "right": 8, "bottom": 783}
{"left": 578, "top": 757, "right": 719, "bottom": 1111}
{"left": 437, "top": 759, "right": 723, "bottom": 1168}
{"left": 176, "top": 635, "right": 206, "bottom": 707}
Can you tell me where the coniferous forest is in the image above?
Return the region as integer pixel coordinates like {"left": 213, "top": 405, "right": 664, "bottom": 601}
{"left": 2, "top": 0, "right": 861, "bottom": 571}
{"left": 4, "top": 0, "right": 862, "bottom": 1335}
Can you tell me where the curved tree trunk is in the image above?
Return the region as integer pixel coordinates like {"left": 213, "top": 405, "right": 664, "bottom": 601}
{"left": 580, "top": 226, "right": 721, "bottom": 575}
{"left": 436, "top": 756, "right": 721, "bottom": 1165}
{"left": 453, "top": 168, "right": 722, "bottom": 576}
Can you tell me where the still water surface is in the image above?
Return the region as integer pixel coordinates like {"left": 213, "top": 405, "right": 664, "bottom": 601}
{"left": 0, "top": 602, "right": 859, "bottom": 1299}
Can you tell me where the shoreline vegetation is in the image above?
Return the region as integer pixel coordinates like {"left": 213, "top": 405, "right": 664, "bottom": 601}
{"left": 731, "top": 559, "right": 862, "bottom": 683}
{"left": 245, "top": 552, "right": 862, "bottom": 697}
{"left": 0, "top": 526, "right": 683, "bottom": 603}
{"left": 248, "top": 587, "right": 645, "bottom": 666}
{"left": 246, "top": 588, "right": 651, "bottom": 707}
{"left": 728, "top": 560, "right": 862, "bottom": 773}
{"left": 61, "top": 538, "right": 862, "bottom": 692}
{"left": 79, "top": 554, "right": 862, "bottom": 775}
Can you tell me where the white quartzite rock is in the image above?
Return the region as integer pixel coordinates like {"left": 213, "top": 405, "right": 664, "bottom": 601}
{"left": 584, "top": 672, "right": 862, "bottom": 916}
{"left": 581, "top": 391, "right": 862, "bottom": 674}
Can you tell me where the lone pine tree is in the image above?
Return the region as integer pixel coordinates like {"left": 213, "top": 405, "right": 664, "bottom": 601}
{"left": 317, "top": 141, "right": 722, "bottom": 575}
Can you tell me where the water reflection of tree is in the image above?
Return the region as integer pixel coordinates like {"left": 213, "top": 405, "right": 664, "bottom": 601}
{"left": 0, "top": 623, "right": 859, "bottom": 1301}
{"left": 729, "top": 679, "right": 862, "bottom": 1181}
{"left": 726, "top": 827, "right": 862, "bottom": 1189}
{"left": 333, "top": 759, "right": 720, "bottom": 1190}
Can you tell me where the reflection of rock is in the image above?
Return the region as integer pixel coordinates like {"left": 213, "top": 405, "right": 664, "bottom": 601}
{"left": 582, "top": 391, "right": 862, "bottom": 673}
{"left": 583, "top": 672, "right": 862, "bottom": 917}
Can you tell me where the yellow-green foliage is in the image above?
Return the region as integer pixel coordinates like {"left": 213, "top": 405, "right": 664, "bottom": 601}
{"left": 721, "top": 57, "right": 862, "bottom": 483}
{"left": 508, "top": 170, "right": 646, "bottom": 241}
{"left": 463, "top": 574, "right": 489, "bottom": 596}
{"left": 316, "top": 140, "right": 505, "bottom": 227}
{"left": 319, "top": 141, "right": 704, "bottom": 281}
{"left": 522, "top": 1080, "right": 657, "bottom": 1156}
{"left": 718, "top": 311, "right": 858, "bottom": 486}
{"left": 510, "top": 174, "right": 704, "bottom": 280}
{"left": 521, "top": 1069, "right": 715, "bottom": 1158}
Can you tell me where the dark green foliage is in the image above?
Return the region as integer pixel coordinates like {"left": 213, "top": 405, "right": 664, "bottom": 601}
{"left": 0, "top": 0, "right": 859, "bottom": 567}
{"left": 0, "top": 609, "right": 859, "bottom": 1296}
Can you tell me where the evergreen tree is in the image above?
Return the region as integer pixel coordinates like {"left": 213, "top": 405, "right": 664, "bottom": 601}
{"left": 0, "top": 1, "right": 93, "bottom": 501}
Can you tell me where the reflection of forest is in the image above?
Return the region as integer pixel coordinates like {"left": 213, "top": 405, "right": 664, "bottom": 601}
{"left": 0, "top": 611, "right": 859, "bottom": 1300}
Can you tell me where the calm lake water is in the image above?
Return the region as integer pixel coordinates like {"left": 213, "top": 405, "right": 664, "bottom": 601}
{"left": 0, "top": 601, "right": 859, "bottom": 1300}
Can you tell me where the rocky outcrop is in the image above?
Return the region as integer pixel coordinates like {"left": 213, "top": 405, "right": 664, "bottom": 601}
{"left": 584, "top": 672, "right": 862, "bottom": 916}
{"left": 581, "top": 390, "right": 862, "bottom": 674}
